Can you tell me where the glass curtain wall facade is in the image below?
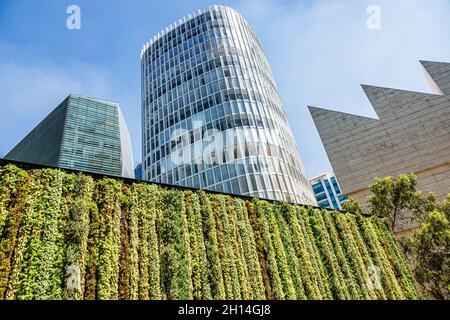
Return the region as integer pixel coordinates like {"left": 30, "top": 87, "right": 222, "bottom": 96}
{"left": 310, "top": 173, "right": 348, "bottom": 210}
{"left": 5, "top": 94, "right": 135, "bottom": 179}
{"left": 141, "top": 5, "right": 315, "bottom": 204}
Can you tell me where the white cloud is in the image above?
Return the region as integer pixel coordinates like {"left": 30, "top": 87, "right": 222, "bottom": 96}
{"left": 1, "top": 0, "right": 449, "bottom": 178}
{"left": 235, "top": 0, "right": 450, "bottom": 178}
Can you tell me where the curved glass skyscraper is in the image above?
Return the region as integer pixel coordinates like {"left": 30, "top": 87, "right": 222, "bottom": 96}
{"left": 141, "top": 5, "right": 315, "bottom": 204}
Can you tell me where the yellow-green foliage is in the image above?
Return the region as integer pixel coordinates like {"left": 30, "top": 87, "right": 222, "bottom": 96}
{"left": 0, "top": 165, "right": 419, "bottom": 300}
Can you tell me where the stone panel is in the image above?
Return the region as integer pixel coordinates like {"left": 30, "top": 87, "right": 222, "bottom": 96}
{"left": 309, "top": 61, "right": 450, "bottom": 232}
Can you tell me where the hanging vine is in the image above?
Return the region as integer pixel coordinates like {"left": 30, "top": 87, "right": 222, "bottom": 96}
{"left": 159, "top": 189, "right": 193, "bottom": 300}
{"left": 0, "top": 164, "right": 419, "bottom": 300}
{"left": 63, "top": 174, "right": 94, "bottom": 300}
{"left": 0, "top": 166, "right": 32, "bottom": 299}
{"left": 234, "top": 198, "right": 265, "bottom": 299}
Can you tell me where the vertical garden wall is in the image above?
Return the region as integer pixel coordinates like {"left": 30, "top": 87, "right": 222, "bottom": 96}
{"left": 0, "top": 164, "right": 419, "bottom": 300}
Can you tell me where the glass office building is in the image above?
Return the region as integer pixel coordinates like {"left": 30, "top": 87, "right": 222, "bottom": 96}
{"left": 141, "top": 5, "right": 315, "bottom": 204}
{"left": 310, "top": 173, "right": 348, "bottom": 210}
{"left": 134, "top": 163, "right": 143, "bottom": 180}
{"left": 5, "top": 94, "right": 134, "bottom": 178}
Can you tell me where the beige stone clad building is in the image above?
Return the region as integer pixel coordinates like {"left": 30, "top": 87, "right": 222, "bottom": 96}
{"left": 309, "top": 60, "right": 450, "bottom": 233}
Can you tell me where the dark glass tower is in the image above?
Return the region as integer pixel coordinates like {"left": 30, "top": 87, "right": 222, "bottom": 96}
{"left": 5, "top": 94, "right": 134, "bottom": 178}
{"left": 141, "top": 5, "right": 315, "bottom": 204}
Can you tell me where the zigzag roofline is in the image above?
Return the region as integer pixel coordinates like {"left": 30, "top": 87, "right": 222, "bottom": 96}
{"left": 309, "top": 60, "right": 449, "bottom": 120}
{"left": 307, "top": 105, "right": 379, "bottom": 122}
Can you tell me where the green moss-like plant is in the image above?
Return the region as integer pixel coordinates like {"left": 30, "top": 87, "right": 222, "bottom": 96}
{"left": 159, "top": 189, "right": 193, "bottom": 300}
{"left": 198, "top": 191, "right": 225, "bottom": 299}
{"left": 0, "top": 164, "right": 418, "bottom": 300}
{"left": 0, "top": 165, "right": 30, "bottom": 299}
{"left": 298, "top": 208, "right": 333, "bottom": 299}
{"left": 356, "top": 215, "right": 405, "bottom": 299}
{"left": 333, "top": 213, "right": 378, "bottom": 300}
{"left": 253, "top": 199, "right": 285, "bottom": 299}
{"left": 274, "top": 203, "right": 306, "bottom": 299}
{"left": 62, "top": 174, "right": 94, "bottom": 300}
{"left": 234, "top": 198, "right": 265, "bottom": 299}
{"left": 246, "top": 200, "right": 273, "bottom": 299}
{"left": 310, "top": 209, "right": 350, "bottom": 300}
{"left": 95, "top": 178, "right": 123, "bottom": 300}
{"left": 374, "top": 219, "right": 419, "bottom": 299}
{"left": 185, "top": 191, "right": 211, "bottom": 300}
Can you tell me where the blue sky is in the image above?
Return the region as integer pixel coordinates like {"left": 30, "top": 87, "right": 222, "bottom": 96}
{"left": 0, "top": 0, "right": 449, "bottom": 179}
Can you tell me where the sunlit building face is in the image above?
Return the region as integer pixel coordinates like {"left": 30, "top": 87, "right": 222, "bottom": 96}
{"left": 141, "top": 5, "right": 315, "bottom": 204}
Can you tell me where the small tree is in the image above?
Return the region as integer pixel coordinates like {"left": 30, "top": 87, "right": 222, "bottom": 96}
{"left": 407, "top": 195, "right": 450, "bottom": 299}
{"left": 342, "top": 173, "right": 449, "bottom": 299}
{"left": 366, "top": 174, "right": 437, "bottom": 230}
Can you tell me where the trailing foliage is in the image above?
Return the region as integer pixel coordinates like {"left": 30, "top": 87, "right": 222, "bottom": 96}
{"left": 63, "top": 174, "right": 94, "bottom": 300}
{"left": 233, "top": 198, "right": 265, "bottom": 299}
{"left": 0, "top": 165, "right": 419, "bottom": 300}
{"left": 184, "top": 191, "right": 211, "bottom": 299}
{"left": 0, "top": 165, "right": 30, "bottom": 299}
{"left": 407, "top": 202, "right": 449, "bottom": 300}
{"left": 159, "top": 189, "right": 193, "bottom": 299}
{"left": 310, "top": 209, "right": 351, "bottom": 299}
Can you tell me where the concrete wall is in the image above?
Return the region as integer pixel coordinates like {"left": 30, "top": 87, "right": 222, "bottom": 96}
{"left": 309, "top": 61, "right": 450, "bottom": 232}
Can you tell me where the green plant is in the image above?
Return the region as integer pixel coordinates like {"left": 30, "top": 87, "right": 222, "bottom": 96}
{"left": 0, "top": 165, "right": 419, "bottom": 300}
{"left": 366, "top": 174, "right": 437, "bottom": 230}
{"left": 407, "top": 202, "right": 449, "bottom": 299}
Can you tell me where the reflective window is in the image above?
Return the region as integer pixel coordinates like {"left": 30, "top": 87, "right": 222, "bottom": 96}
{"left": 141, "top": 6, "right": 315, "bottom": 205}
